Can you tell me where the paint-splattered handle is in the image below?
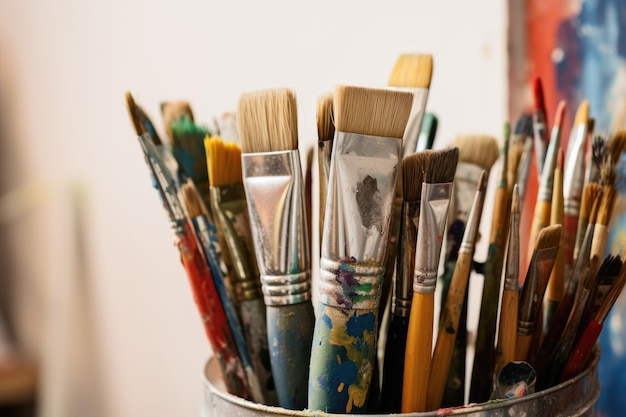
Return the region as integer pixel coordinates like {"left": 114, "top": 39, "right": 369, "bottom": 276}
{"left": 267, "top": 302, "right": 315, "bottom": 410}
{"left": 380, "top": 314, "right": 409, "bottom": 413}
{"left": 308, "top": 303, "right": 378, "bottom": 413}
{"left": 560, "top": 320, "right": 602, "bottom": 382}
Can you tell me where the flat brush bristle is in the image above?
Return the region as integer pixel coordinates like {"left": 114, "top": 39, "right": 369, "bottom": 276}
{"left": 609, "top": 130, "right": 626, "bottom": 164}
{"left": 402, "top": 151, "right": 430, "bottom": 202}
{"left": 333, "top": 85, "right": 413, "bottom": 139}
{"left": 535, "top": 224, "right": 562, "bottom": 250}
{"left": 424, "top": 147, "right": 459, "bottom": 184}
{"left": 316, "top": 93, "right": 335, "bottom": 142}
{"left": 453, "top": 134, "right": 500, "bottom": 171}
{"left": 181, "top": 182, "right": 205, "bottom": 219}
{"left": 237, "top": 88, "right": 298, "bottom": 153}
{"left": 388, "top": 53, "right": 433, "bottom": 89}
{"left": 206, "top": 136, "right": 243, "bottom": 187}
{"left": 162, "top": 100, "right": 195, "bottom": 140}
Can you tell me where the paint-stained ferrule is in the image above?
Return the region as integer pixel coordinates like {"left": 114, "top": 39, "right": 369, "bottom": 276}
{"left": 397, "top": 87, "right": 429, "bottom": 157}
{"left": 320, "top": 131, "right": 403, "bottom": 310}
{"left": 563, "top": 124, "right": 588, "bottom": 217}
{"left": 414, "top": 181, "right": 453, "bottom": 294}
{"left": 393, "top": 200, "right": 420, "bottom": 317}
{"left": 242, "top": 149, "right": 311, "bottom": 306}
{"left": 458, "top": 175, "right": 486, "bottom": 256}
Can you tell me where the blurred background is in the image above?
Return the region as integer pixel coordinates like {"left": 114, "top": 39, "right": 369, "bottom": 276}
{"left": 0, "top": 1, "right": 624, "bottom": 416}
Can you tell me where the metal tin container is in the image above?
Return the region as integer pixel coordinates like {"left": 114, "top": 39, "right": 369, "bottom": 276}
{"left": 202, "top": 351, "right": 599, "bottom": 417}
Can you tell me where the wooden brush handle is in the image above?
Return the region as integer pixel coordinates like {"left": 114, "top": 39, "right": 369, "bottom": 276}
{"left": 497, "top": 289, "right": 519, "bottom": 368}
{"left": 380, "top": 313, "right": 409, "bottom": 413}
{"left": 267, "top": 302, "right": 315, "bottom": 410}
{"left": 535, "top": 291, "right": 575, "bottom": 375}
{"left": 178, "top": 226, "right": 250, "bottom": 400}
{"left": 402, "top": 292, "right": 434, "bottom": 413}
{"left": 428, "top": 252, "right": 472, "bottom": 410}
{"left": 308, "top": 304, "right": 378, "bottom": 413}
{"left": 516, "top": 334, "right": 534, "bottom": 362}
{"left": 528, "top": 200, "right": 551, "bottom": 262}
{"left": 563, "top": 215, "right": 578, "bottom": 272}
{"left": 560, "top": 320, "right": 602, "bottom": 382}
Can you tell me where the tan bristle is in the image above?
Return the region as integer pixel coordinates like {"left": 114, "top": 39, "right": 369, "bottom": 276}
{"left": 507, "top": 137, "right": 526, "bottom": 188}
{"left": 402, "top": 151, "right": 430, "bottom": 202}
{"left": 424, "top": 147, "right": 459, "bottom": 184}
{"left": 205, "top": 136, "right": 243, "bottom": 187}
{"left": 588, "top": 189, "right": 604, "bottom": 225}
{"left": 453, "top": 134, "right": 500, "bottom": 171}
{"left": 535, "top": 224, "right": 562, "bottom": 250}
{"left": 574, "top": 100, "right": 590, "bottom": 126}
{"left": 601, "top": 159, "right": 617, "bottom": 186}
{"left": 597, "top": 186, "right": 617, "bottom": 227}
{"left": 162, "top": 100, "right": 195, "bottom": 140}
{"left": 580, "top": 183, "right": 600, "bottom": 223}
{"left": 333, "top": 85, "right": 413, "bottom": 139}
{"left": 609, "top": 130, "right": 626, "bottom": 164}
{"left": 388, "top": 53, "right": 434, "bottom": 89}
{"left": 237, "top": 88, "right": 298, "bottom": 153}
{"left": 316, "top": 93, "right": 335, "bottom": 142}
{"left": 181, "top": 181, "right": 208, "bottom": 219}
{"left": 125, "top": 91, "right": 146, "bottom": 136}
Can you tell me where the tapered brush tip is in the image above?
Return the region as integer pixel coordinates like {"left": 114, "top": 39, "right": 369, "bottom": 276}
{"left": 609, "top": 129, "right": 626, "bottom": 164}
{"left": 554, "top": 100, "right": 567, "bottom": 129}
{"left": 574, "top": 100, "right": 590, "bottom": 126}
{"left": 601, "top": 159, "right": 616, "bottom": 187}
{"left": 597, "top": 186, "right": 617, "bottom": 227}
{"left": 514, "top": 113, "right": 534, "bottom": 138}
{"left": 598, "top": 254, "right": 623, "bottom": 278}
{"left": 333, "top": 85, "right": 413, "bottom": 139}
{"left": 402, "top": 151, "right": 429, "bottom": 202}
{"left": 125, "top": 91, "right": 146, "bottom": 136}
{"left": 511, "top": 184, "right": 520, "bottom": 214}
{"left": 162, "top": 100, "right": 195, "bottom": 140}
{"left": 532, "top": 76, "right": 546, "bottom": 112}
{"left": 580, "top": 183, "right": 600, "bottom": 223}
{"left": 425, "top": 147, "right": 459, "bottom": 184}
{"left": 388, "top": 53, "right": 433, "bottom": 89}
{"left": 181, "top": 182, "right": 205, "bottom": 219}
{"left": 477, "top": 170, "right": 488, "bottom": 193}
{"left": 535, "top": 224, "right": 562, "bottom": 250}
{"left": 316, "top": 93, "right": 335, "bottom": 142}
{"left": 237, "top": 88, "right": 299, "bottom": 153}
{"left": 454, "top": 134, "right": 500, "bottom": 171}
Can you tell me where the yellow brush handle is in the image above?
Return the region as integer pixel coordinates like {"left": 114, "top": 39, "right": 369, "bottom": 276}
{"left": 402, "top": 292, "right": 433, "bottom": 413}
{"left": 497, "top": 289, "right": 518, "bottom": 368}
{"left": 527, "top": 200, "right": 551, "bottom": 264}
{"left": 516, "top": 333, "right": 533, "bottom": 362}
{"left": 427, "top": 253, "right": 472, "bottom": 410}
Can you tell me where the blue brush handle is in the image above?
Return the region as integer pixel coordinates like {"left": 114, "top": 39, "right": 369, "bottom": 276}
{"left": 308, "top": 303, "right": 378, "bottom": 414}
{"left": 380, "top": 313, "right": 409, "bottom": 413}
{"left": 267, "top": 301, "right": 315, "bottom": 410}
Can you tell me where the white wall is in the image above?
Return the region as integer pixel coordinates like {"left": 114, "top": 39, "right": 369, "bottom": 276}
{"left": 0, "top": 1, "right": 508, "bottom": 416}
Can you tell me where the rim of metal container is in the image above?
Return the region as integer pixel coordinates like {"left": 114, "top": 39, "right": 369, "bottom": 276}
{"left": 202, "top": 351, "right": 599, "bottom": 416}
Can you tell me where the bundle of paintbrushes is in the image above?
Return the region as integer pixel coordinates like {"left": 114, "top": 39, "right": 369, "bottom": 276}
{"left": 124, "top": 66, "right": 626, "bottom": 414}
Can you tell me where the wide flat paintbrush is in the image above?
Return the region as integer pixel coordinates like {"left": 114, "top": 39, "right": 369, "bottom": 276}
{"left": 428, "top": 171, "right": 487, "bottom": 411}
{"left": 380, "top": 152, "right": 428, "bottom": 412}
{"left": 309, "top": 85, "right": 412, "bottom": 414}
{"left": 516, "top": 224, "right": 562, "bottom": 362}
{"left": 238, "top": 88, "right": 315, "bottom": 410}
{"left": 440, "top": 134, "right": 498, "bottom": 407}
{"left": 402, "top": 147, "right": 459, "bottom": 413}
{"left": 205, "top": 137, "right": 276, "bottom": 405}
{"left": 317, "top": 93, "right": 334, "bottom": 252}
{"left": 496, "top": 185, "right": 521, "bottom": 369}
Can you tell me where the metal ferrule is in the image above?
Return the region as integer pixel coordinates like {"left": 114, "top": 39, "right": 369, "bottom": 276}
{"left": 414, "top": 181, "right": 454, "bottom": 294}
{"left": 504, "top": 203, "right": 520, "bottom": 292}
{"left": 459, "top": 181, "right": 486, "bottom": 256}
{"left": 563, "top": 125, "right": 588, "bottom": 217}
{"left": 320, "top": 131, "right": 403, "bottom": 309}
{"left": 395, "top": 87, "right": 428, "bottom": 158}
{"left": 538, "top": 128, "right": 561, "bottom": 202}
{"left": 519, "top": 246, "right": 559, "bottom": 326}
{"left": 393, "top": 200, "right": 420, "bottom": 317}
{"left": 210, "top": 184, "right": 262, "bottom": 302}
{"left": 241, "top": 150, "right": 311, "bottom": 306}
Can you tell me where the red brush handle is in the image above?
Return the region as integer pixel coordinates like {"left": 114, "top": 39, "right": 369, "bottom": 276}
{"left": 559, "top": 320, "right": 603, "bottom": 382}
{"left": 178, "top": 223, "right": 250, "bottom": 399}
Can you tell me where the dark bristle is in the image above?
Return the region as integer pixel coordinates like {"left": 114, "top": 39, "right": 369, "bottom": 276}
{"left": 316, "top": 93, "right": 335, "bottom": 142}
{"left": 609, "top": 130, "right": 626, "bottom": 164}
{"left": 125, "top": 91, "right": 145, "bottom": 136}
{"left": 598, "top": 254, "right": 623, "bottom": 278}
{"left": 592, "top": 135, "right": 608, "bottom": 170}
{"left": 601, "top": 159, "right": 616, "bottom": 187}
{"left": 535, "top": 224, "right": 562, "bottom": 250}
{"left": 514, "top": 112, "right": 534, "bottom": 137}
{"left": 181, "top": 182, "right": 205, "bottom": 218}
{"left": 424, "top": 147, "right": 459, "bottom": 184}
{"left": 402, "top": 151, "right": 430, "bottom": 202}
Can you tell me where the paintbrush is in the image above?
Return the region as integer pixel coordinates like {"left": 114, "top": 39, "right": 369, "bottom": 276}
{"left": 560, "top": 255, "right": 626, "bottom": 382}
{"left": 584, "top": 135, "right": 606, "bottom": 187}
{"left": 205, "top": 136, "right": 276, "bottom": 405}
{"left": 237, "top": 88, "right": 315, "bottom": 410}
{"left": 574, "top": 184, "right": 600, "bottom": 264}
{"left": 544, "top": 149, "right": 565, "bottom": 327}
{"left": 496, "top": 185, "right": 521, "bottom": 369}
{"left": 516, "top": 224, "right": 562, "bottom": 362}
{"left": 428, "top": 170, "right": 487, "bottom": 411}
{"left": 126, "top": 91, "right": 256, "bottom": 400}
{"left": 563, "top": 100, "right": 590, "bottom": 282}
{"left": 609, "top": 130, "right": 626, "bottom": 165}
{"left": 402, "top": 147, "right": 459, "bottom": 413}
{"left": 415, "top": 112, "right": 438, "bottom": 152}
{"left": 161, "top": 100, "right": 195, "bottom": 141}
{"left": 380, "top": 152, "right": 428, "bottom": 412}
{"left": 532, "top": 76, "right": 549, "bottom": 176}
{"left": 512, "top": 114, "right": 535, "bottom": 201}
{"left": 308, "top": 85, "right": 412, "bottom": 413}
{"left": 439, "top": 134, "right": 498, "bottom": 407}
{"left": 468, "top": 123, "right": 512, "bottom": 404}
{"left": 317, "top": 93, "right": 334, "bottom": 251}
